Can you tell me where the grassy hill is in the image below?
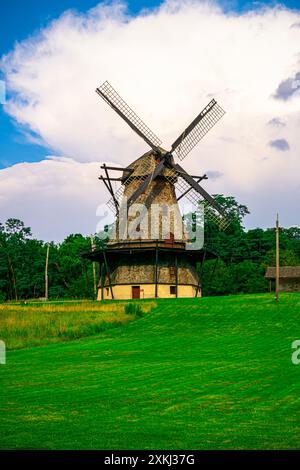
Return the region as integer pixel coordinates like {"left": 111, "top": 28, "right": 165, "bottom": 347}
{"left": 1, "top": 293, "right": 300, "bottom": 449}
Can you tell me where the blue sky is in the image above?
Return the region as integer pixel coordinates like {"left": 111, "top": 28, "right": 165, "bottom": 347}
{"left": 0, "top": 1, "right": 163, "bottom": 168}
{"left": 0, "top": 0, "right": 299, "bottom": 169}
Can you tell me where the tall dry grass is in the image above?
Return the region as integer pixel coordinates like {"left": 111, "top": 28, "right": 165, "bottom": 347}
{"left": 0, "top": 301, "right": 156, "bottom": 350}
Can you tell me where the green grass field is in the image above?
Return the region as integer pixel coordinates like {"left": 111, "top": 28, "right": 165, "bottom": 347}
{"left": 0, "top": 293, "right": 299, "bottom": 449}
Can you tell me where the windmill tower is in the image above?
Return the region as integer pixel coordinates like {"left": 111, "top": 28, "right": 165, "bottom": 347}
{"left": 85, "top": 81, "right": 229, "bottom": 300}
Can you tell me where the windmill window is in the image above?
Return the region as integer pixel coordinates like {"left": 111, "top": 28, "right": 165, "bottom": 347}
{"left": 170, "top": 286, "right": 177, "bottom": 295}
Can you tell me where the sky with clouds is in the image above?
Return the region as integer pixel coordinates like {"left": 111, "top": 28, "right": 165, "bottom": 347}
{"left": 0, "top": 0, "right": 300, "bottom": 241}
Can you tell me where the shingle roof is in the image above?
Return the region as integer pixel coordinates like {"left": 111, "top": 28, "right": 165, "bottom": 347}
{"left": 265, "top": 266, "right": 300, "bottom": 279}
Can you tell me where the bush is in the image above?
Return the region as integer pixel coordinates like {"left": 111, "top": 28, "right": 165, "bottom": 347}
{"left": 124, "top": 303, "right": 144, "bottom": 317}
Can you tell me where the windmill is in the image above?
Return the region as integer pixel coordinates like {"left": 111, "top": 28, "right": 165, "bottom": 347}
{"left": 97, "top": 81, "right": 228, "bottom": 229}
{"left": 85, "top": 81, "right": 228, "bottom": 300}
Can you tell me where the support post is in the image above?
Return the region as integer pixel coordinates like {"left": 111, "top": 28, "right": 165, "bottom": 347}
{"left": 195, "top": 248, "right": 207, "bottom": 297}
{"left": 276, "top": 214, "right": 280, "bottom": 303}
{"left": 100, "top": 262, "right": 104, "bottom": 301}
{"left": 45, "top": 244, "right": 49, "bottom": 301}
{"left": 102, "top": 164, "right": 119, "bottom": 215}
{"left": 155, "top": 242, "right": 159, "bottom": 298}
{"left": 175, "top": 255, "right": 178, "bottom": 298}
{"left": 90, "top": 235, "right": 97, "bottom": 299}
{"left": 103, "top": 250, "right": 114, "bottom": 299}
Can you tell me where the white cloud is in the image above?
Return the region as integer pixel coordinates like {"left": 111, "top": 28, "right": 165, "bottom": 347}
{"left": 0, "top": 157, "right": 109, "bottom": 241}
{"left": 1, "top": 0, "right": 300, "bottom": 237}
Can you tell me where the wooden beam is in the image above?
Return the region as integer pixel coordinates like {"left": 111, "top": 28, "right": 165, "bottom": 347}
{"left": 96, "top": 87, "right": 160, "bottom": 153}
{"left": 172, "top": 162, "right": 225, "bottom": 216}
{"left": 45, "top": 244, "right": 49, "bottom": 301}
{"left": 102, "top": 163, "right": 117, "bottom": 195}
{"left": 155, "top": 242, "right": 159, "bottom": 298}
{"left": 171, "top": 99, "right": 217, "bottom": 152}
{"left": 99, "top": 177, "right": 123, "bottom": 181}
{"left": 103, "top": 250, "right": 114, "bottom": 300}
{"left": 100, "top": 263, "right": 104, "bottom": 300}
{"left": 174, "top": 168, "right": 208, "bottom": 180}
{"left": 175, "top": 255, "right": 178, "bottom": 298}
{"left": 177, "top": 175, "right": 207, "bottom": 201}
{"left": 276, "top": 214, "right": 280, "bottom": 303}
{"left": 99, "top": 175, "right": 112, "bottom": 194}
{"left": 128, "top": 159, "right": 165, "bottom": 206}
{"left": 100, "top": 165, "right": 133, "bottom": 173}
{"left": 101, "top": 164, "right": 119, "bottom": 215}
{"left": 195, "top": 248, "right": 207, "bottom": 297}
{"left": 90, "top": 236, "right": 97, "bottom": 299}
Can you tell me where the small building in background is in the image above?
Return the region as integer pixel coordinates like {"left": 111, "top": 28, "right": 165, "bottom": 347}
{"left": 265, "top": 266, "right": 300, "bottom": 292}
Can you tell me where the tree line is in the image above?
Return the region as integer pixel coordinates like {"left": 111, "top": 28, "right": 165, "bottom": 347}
{"left": 0, "top": 219, "right": 97, "bottom": 301}
{"left": 202, "top": 196, "right": 300, "bottom": 295}
{"left": 0, "top": 196, "right": 299, "bottom": 301}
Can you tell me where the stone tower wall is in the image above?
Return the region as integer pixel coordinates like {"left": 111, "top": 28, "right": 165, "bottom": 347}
{"left": 113, "top": 152, "right": 185, "bottom": 241}
{"left": 101, "top": 253, "right": 199, "bottom": 287}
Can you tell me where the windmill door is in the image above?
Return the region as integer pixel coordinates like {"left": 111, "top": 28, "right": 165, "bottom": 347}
{"left": 132, "top": 286, "right": 141, "bottom": 299}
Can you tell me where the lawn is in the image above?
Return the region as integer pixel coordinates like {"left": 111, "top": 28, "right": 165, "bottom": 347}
{"left": 0, "top": 293, "right": 299, "bottom": 449}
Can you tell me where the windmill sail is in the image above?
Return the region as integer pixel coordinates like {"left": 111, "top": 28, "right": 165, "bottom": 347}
{"left": 96, "top": 81, "right": 162, "bottom": 151}
{"left": 171, "top": 99, "right": 225, "bottom": 161}
{"left": 96, "top": 80, "right": 230, "bottom": 230}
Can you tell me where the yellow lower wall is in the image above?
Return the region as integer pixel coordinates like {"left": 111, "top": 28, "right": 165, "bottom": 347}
{"left": 98, "top": 284, "right": 201, "bottom": 300}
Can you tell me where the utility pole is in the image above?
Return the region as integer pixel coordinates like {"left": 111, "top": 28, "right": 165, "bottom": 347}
{"left": 91, "top": 235, "right": 97, "bottom": 299}
{"left": 45, "top": 244, "right": 50, "bottom": 301}
{"left": 275, "top": 214, "right": 280, "bottom": 303}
